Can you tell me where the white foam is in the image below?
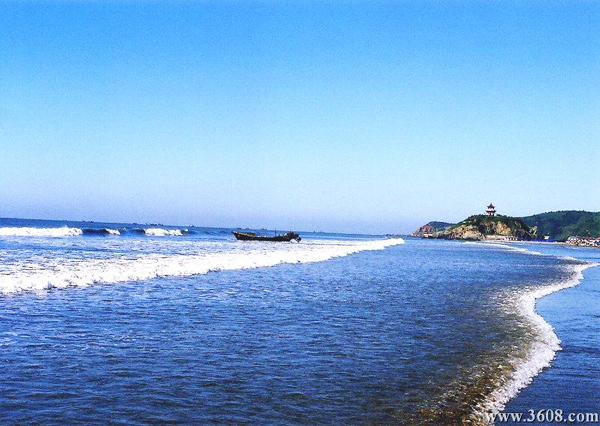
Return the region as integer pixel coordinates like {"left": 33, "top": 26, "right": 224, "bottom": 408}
{"left": 473, "top": 261, "right": 600, "bottom": 423}
{"left": 0, "top": 238, "right": 404, "bottom": 294}
{"left": 463, "top": 241, "right": 544, "bottom": 256}
{"left": 0, "top": 227, "right": 83, "bottom": 237}
{"left": 466, "top": 242, "right": 587, "bottom": 263}
{"left": 143, "top": 228, "right": 186, "bottom": 236}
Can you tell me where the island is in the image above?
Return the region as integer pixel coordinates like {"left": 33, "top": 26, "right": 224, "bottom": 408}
{"left": 412, "top": 203, "right": 600, "bottom": 247}
{"left": 437, "top": 214, "right": 535, "bottom": 241}
{"left": 413, "top": 205, "right": 600, "bottom": 245}
{"left": 413, "top": 204, "right": 535, "bottom": 241}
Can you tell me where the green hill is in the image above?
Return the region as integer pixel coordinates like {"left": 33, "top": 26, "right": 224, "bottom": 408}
{"left": 441, "top": 215, "right": 534, "bottom": 240}
{"left": 412, "top": 221, "right": 454, "bottom": 237}
{"left": 519, "top": 210, "right": 600, "bottom": 241}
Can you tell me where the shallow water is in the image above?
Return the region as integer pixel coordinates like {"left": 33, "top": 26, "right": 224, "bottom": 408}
{"left": 502, "top": 244, "right": 600, "bottom": 424}
{"left": 0, "top": 220, "right": 594, "bottom": 424}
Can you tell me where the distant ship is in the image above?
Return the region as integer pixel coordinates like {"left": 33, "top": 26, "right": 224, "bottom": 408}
{"left": 232, "top": 231, "right": 301, "bottom": 242}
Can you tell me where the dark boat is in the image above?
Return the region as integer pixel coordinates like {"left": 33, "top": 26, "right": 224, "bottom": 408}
{"left": 232, "top": 231, "right": 301, "bottom": 242}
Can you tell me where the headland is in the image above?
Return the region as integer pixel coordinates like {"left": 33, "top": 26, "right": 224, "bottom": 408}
{"left": 413, "top": 204, "right": 600, "bottom": 246}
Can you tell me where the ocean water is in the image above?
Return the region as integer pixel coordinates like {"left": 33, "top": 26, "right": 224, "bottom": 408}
{"left": 0, "top": 219, "right": 597, "bottom": 424}
{"left": 502, "top": 244, "right": 600, "bottom": 424}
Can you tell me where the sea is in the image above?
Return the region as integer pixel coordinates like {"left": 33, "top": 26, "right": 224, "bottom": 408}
{"left": 0, "top": 218, "right": 598, "bottom": 425}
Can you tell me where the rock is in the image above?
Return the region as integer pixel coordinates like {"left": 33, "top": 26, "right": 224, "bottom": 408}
{"left": 412, "top": 221, "right": 454, "bottom": 238}
{"left": 438, "top": 215, "right": 533, "bottom": 241}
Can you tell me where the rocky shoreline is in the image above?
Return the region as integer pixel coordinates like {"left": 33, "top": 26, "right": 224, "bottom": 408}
{"left": 413, "top": 215, "right": 536, "bottom": 241}
{"left": 413, "top": 210, "right": 600, "bottom": 243}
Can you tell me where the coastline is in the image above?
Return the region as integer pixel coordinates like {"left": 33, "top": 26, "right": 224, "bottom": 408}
{"left": 503, "top": 260, "right": 600, "bottom": 418}
{"left": 472, "top": 243, "right": 600, "bottom": 423}
{"left": 474, "top": 262, "right": 596, "bottom": 423}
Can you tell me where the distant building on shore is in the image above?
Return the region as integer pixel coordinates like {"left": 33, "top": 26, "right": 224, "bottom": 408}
{"left": 486, "top": 203, "right": 497, "bottom": 217}
{"left": 566, "top": 236, "right": 600, "bottom": 247}
{"left": 485, "top": 235, "right": 517, "bottom": 241}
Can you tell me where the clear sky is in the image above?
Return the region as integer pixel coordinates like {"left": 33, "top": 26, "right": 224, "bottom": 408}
{"left": 0, "top": 1, "right": 598, "bottom": 234}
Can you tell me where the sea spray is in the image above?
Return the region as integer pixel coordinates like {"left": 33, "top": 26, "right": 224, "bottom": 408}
{"left": 0, "top": 226, "right": 191, "bottom": 238}
{"left": 142, "top": 228, "right": 187, "bottom": 236}
{"left": 0, "top": 238, "right": 404, "bottom": 294}
{"left": 0, "top": 227, "right": 84, "bottom": 237}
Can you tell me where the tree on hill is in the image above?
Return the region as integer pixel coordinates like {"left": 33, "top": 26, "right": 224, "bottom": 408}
{"left": 520, "top": 211, "right": 600, "bottom": 241}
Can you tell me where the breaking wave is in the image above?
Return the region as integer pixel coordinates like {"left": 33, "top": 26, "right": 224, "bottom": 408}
{"left": 0, "top": 226, "right": 189, "bottom": 238}
{"left": 463, "top": 241, "right": 544, "bottom": 256}
{"left": 82, "top": 228, "right": 121, "bottom": 236}
{"left": 0, "top": 227, "right": 83, "bottom": 237}
{"left": 465, "top": 243, "right": 599, "bottom": 423}
{"left": 0, "top": 238, "right": 404, "bottom": 294}
{"left": 141, "top": 228, "right": 188, "bottom": 236}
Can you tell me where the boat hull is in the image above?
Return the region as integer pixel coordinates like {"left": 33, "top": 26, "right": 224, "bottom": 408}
{"left": 232, "top": 231, "right": 301, "bottom": 242}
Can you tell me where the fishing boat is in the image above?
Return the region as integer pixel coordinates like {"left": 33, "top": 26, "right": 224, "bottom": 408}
{"left": 232, "top": 230, "right": 301, "bottom": 242}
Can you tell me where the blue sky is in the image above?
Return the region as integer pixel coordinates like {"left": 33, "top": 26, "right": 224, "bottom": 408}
{"left": 1, "top": 1, "right": 598, "bottom": 234}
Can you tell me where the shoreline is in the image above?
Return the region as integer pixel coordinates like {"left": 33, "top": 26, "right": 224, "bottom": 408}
{"left": 474, "top": 263, "right": 596, "bottom": 423}
{"left": 503, "top": 255, "right": 600, "bottom": 418}
{"left": 469, "top": 243, "right": 600, "bottom": 423}
{"left": 421, "top": 237, "right": 600, "bottom": 250}
{"left": 507, "top": 240, "right": 600, "bottom": 249}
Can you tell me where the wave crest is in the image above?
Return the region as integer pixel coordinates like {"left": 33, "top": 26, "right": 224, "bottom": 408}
{"left": 0, "top": 238, "right": 404, "bottom": 294}
{"left": 83, "top": 228, "right": 121, "bottom": 236}
{"left": 0, "top": 227, "right": 83, "bottom": 237}
{"left": 142, "top": 228, "right": 188, "bottom": 236}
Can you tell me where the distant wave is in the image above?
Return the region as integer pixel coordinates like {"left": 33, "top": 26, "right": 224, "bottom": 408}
{"left": 463, "top": 241, "right": 584, "bottom": 262}
{"left": 0, "top": 227, "right": 83, "bottom": 237}
{"left": 0, "top": 226, "right": 189, "bottom": 238}
{"left": 463, "top": 241, "right": 544, "bottom": 256}
{"left": 0, "top": 238, "right": 404, "bottom": 294}
{"left": 82, "top": 228, "right": 121, "bottom": 236}
{"left": 142, "top": 228, "right": 188, "bottom": 236}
